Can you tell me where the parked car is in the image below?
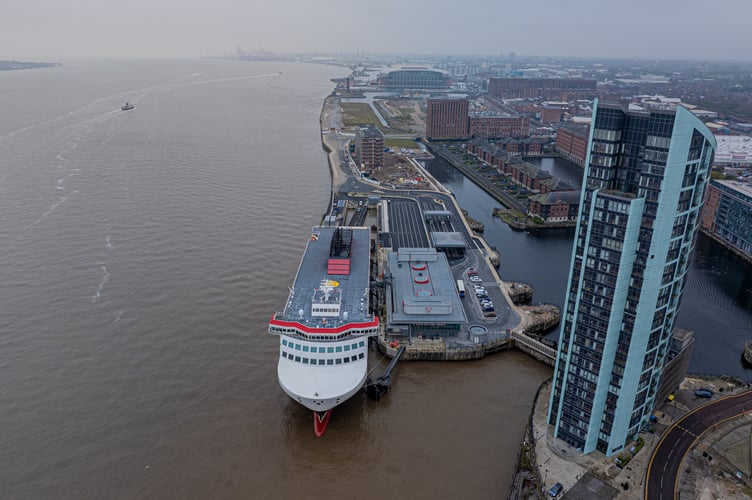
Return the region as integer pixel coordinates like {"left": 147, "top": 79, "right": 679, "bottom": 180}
{"left": 695, "top": 389, "right": 713, "bottom": 398}
{"left": 548, "top": 482, "right": 563, "bottom": 497}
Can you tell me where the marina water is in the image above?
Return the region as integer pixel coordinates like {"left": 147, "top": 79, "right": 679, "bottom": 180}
{"left": 0, "top": 60, "right": 550, "bottom": 499}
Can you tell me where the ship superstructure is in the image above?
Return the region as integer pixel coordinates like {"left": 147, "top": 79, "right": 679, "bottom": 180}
{"left": 268, "top": 226, "right": 378, "bottom": 435}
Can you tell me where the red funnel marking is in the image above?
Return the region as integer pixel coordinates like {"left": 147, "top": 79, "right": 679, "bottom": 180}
{"left": 313, "top": 410, "right": 333, "bottom": 437}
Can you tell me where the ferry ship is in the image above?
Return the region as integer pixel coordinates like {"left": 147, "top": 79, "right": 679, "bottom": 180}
{"left": 268, "top": 226, "right": 379, "bottom": 436}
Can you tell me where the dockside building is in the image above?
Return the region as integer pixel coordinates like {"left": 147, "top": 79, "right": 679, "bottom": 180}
{"left": 489, "top": 77, "right": 598, "bottom": 100}
{"left": 555, "top": 123, "right": 590, "bottom": 167}
{"left": 547, "top": 101, "right": 716, "bottom": 456}
{"left": 701, "top": 179, "right": 752, "bottom": 257}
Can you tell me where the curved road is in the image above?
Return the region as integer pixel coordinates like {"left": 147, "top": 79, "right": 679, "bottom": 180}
{"left": 645, "top": 389, "right": 752, "bottom": 500}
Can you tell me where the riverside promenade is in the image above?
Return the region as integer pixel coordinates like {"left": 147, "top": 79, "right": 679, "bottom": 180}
{"left": 523, "top": 376, "right": 752, "bottom": 500}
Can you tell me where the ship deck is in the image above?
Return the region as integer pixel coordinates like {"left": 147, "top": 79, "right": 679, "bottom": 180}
{"left": 279, "top": 226, "right": 372, "bottom": 332}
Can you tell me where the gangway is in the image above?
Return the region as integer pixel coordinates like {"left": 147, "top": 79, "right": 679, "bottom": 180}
{"left": 365, "top": 345, "right": 406, "bottom": 401}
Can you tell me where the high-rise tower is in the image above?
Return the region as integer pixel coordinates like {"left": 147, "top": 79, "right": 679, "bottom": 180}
{"left": 547, "top": 101, "right": 716, "bottom": 456}
{"left": 425, "top": 98, "right": 469, "bottom": 140}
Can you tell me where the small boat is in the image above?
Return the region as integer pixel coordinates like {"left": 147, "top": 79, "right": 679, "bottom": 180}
{"left": 743, "top": 340, "right": 752, "bottom": 367}
{"left": 121, "top": 102, "right": 134, "bottom": 111}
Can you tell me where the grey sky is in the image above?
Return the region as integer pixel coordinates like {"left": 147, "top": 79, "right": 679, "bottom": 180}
{"left": 2, "top": 0, "right": 751, "bottom": 60}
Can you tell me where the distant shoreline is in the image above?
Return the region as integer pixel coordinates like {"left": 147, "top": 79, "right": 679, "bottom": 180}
{"left": 0, "top": 60, "right": 61, "bottom": 71}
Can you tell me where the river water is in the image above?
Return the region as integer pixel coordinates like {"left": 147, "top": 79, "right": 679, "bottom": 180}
{"left": 0, "top": 59, "right": 551, "bottom": 499}
{"left": 425, "top": 155, "right": 752, "bottom": 380}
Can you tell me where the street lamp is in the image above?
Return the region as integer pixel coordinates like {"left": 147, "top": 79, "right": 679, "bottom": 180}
{"left": 543, "top": 468, "right": 548, "bottom": 492}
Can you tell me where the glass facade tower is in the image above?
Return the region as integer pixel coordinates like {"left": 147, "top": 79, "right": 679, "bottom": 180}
{"left": 547, "top": 101, "right": 716, "bottom": 456}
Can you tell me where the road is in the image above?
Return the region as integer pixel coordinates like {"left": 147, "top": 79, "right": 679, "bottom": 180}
{"left": 644, "top": 389, "right": 752, "bottom": 500}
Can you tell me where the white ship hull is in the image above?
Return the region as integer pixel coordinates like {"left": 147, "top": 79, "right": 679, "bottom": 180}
{"left": 277, "top": 336, "right": 369, "bottom": 412}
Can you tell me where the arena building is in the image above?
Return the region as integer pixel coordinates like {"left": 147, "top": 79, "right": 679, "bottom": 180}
{"left": 377, "top": 68, "right": 451, "bottom": 89}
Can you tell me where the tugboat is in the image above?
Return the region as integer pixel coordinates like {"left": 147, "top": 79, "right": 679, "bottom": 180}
{"left": 121, "top": 102, "right": 134, "bottom": 111}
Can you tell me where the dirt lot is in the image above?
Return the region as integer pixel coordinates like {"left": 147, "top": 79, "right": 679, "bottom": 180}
{"left": 365, "top": 152, "right": 430, "bottom": 189}
{"left": 376, "top": 99, "right": 426, "bottom": 133}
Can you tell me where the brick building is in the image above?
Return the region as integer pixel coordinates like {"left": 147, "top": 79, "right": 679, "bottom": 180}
{"left": 528, "top": 191, "right": 581, "bottom": 222}
{"left": 355, "top": 124, "right": 384, "bottom": 171}
{"left": 467, "top": 139, "right": 574, "bottom": 194}
{"left": 468, "top": 114, "right": 529, "bottom": 138}
{"left": 488, "top": 77, "right": 598, "bottom": 100}
{"left": 426, "top": 98, "right": 469, "bottom": 140}
{"left": 555, "top": 123, "right": 590, "bottom": 167}
{"left": 540, "top": 103, "right": 565, "bottom": 123}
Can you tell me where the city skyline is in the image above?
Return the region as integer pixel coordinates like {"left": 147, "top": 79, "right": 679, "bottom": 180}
{"left": 2, "top": 0, "right": 752, "bottom": 61}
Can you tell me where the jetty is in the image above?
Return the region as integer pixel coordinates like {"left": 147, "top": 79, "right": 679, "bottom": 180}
{"left": 461, "top": 209, "right": 485, "bottom": 232}
{"left": 507, "top": 282, "right": 533, "bottom": 304}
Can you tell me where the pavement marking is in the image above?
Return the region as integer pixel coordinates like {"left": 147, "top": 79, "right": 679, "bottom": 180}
{"left": 674, "top": 424, "right": 699, "bottom": 438}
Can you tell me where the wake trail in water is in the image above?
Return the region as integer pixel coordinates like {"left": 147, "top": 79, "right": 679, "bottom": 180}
{"left": 92, "top": 263, "right": 110, "bottom": 302}
{"left": 1, "top": 71, "right": 277, "bottom": 139}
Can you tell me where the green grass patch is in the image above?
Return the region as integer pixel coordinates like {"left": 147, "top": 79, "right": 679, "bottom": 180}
{"left": 385, "top": 138, "right": 419, "bottom": 149}
{"left": 341, "top": 103, "right": 383, "bottom": 128}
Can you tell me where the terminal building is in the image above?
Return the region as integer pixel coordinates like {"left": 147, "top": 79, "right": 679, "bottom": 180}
{"left": 384, "top": 248, "right": 467, "bottom": 340}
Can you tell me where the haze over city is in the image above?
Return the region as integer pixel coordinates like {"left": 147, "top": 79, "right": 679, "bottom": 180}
{"left": 3, "top": 0, "right": 752, "bottom": 60}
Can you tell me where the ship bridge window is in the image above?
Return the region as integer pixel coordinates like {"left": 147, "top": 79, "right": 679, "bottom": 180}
{"left": 351, "top": 355, "right": 357, "bottom": 362}
{"left": 302, "top": 358, "right": 309, "bottom": 364}
{"left": 359, "top": 341, "right": 365, "bottom": 348}
{"left": 282, "top": 339, "right": 288, "bottom": 346}
{"left": 344, "top": 357, "right": 351, "bottom": 363}
{"left": 327, "top": 359, "right": 334, "bottom": 365}
{"left": 318, "top": 359, "right": 325, "bottom": 365}
{"left": 359, "top": 353, "right": 364, "bottom": 359}
{"left": 294, "top": 355, "right": 301, "bottom": 362}
{"left": 295, "top": 344, "right": 301, "bottom": 350}
{"left": 344, "top": 345, "right": 351, "bottom": 351}
{"left": 336, "top": 359, "right": 342, "bottom": 364}
{"left": 336, "top": 346, "right": 343, "bottom": 352}
{"left": 282, "top": 352, "right": 288, "bottom": 358}
{"left": 303, "top": 346, "right": 309, "bottom": 352}
{"left": 327, "top": 347, "right": 334, "bottom": 353}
